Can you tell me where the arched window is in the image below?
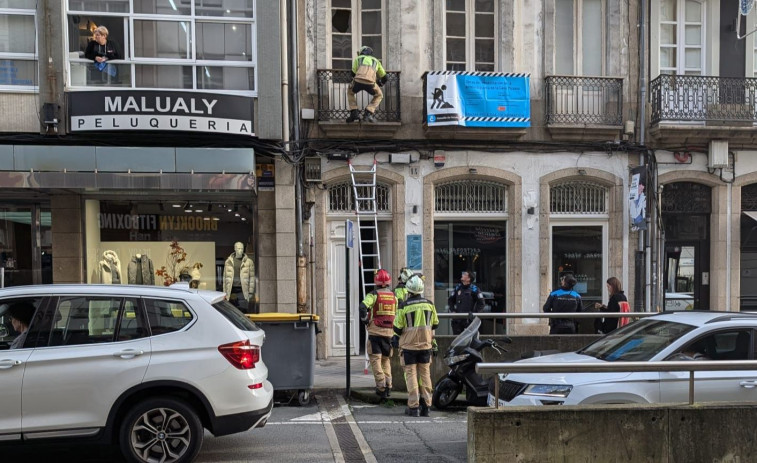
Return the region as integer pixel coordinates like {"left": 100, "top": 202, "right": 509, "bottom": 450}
{"left": 327, "top": 181, "right": 390, "bottom": 213}
{"left": 434, "top": 180, "right": 508, "bottom": 214}
{"left": 550, "top": 181, "right": 608, "bottom": 215}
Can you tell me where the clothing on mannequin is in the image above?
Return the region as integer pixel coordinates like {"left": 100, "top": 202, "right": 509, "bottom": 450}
{"left": 128, "top": 253, "right": 155, "bottom": 285}
{"left": 99, "top": 250, "right": 122, "bottom": 284}
{"left": 223, "top": 242, "right": 255, "bottom": 313}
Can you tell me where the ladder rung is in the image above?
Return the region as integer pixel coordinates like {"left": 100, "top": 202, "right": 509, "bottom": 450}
{"left": 361, "top": 255, "right": 379, "bottom": 259}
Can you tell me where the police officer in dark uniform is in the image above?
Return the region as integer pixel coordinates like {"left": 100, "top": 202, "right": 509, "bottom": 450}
{"left": 543, "top": 273, "right": 583, "bottom": 334}
{"left": 447, "top": 271, "right": 485, "bottom": 335}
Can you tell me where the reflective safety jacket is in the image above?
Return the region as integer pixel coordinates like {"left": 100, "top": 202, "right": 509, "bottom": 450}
{"left": 394, "top": 284, "right": 409, "bottom": 303}
{"left": 361, "top": 288, "right": 397, "bottom": 337}
{"left": 394, "top": 294, "right": 439, "bottom": 351}
{"left": 351, "top": 54, "right": 386, "bottom": 85}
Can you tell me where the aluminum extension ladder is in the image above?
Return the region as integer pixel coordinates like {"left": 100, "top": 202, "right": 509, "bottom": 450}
{"left": 348, "top": 160, "right": 382, "bottom": 374}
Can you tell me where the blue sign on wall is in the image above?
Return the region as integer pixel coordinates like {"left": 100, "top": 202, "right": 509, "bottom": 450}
{"left": 425, "top": 71, "right": 530, "bottom": 128}
{"left": 407, "top": 234, "right": 422, "bottom": 270}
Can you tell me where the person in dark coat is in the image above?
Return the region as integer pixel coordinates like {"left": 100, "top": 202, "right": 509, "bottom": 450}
{"left": 543, "top": 274, "right": 583, "bottom": 334}
{"left": 447, "top": 271, "right": 485, "bottom": 335}
{"left": 85, "top": 25, "right": 121, "bottom": 81}
{"left": 594, "top": 277, "right": 629, "bottom": 334}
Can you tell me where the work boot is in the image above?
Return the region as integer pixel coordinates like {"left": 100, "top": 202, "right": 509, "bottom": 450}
{"left": 419, "top": 398, "right": 430, "bottom": 417}
{"left": 346, "top": 109, "right": 360, "bottom": 123}
{"left": 375, "top": 388, "right": 386, "bottom": 399}
{"left": 385, "top": 386, "right": 392, "bottom": 398}
{"left": 363, "top": 111, "right": 376, "bottom": 123}
{"left": 404, "top": 407, "right": 420, "bottom": 417}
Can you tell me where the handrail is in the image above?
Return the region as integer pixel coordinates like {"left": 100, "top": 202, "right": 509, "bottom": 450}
{"left": 477, "top": 359, "right": 757, "bottom": 407}
{"left": 436, "top": 312, "right": 654, "bottom": 319}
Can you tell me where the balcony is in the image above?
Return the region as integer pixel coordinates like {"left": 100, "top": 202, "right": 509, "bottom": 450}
{"left": 650, "top": 74, "right": 757, "bottom": 146}
{"left": 545, "top": 75, "right": 624, "bottom": 141}
{"left": 316, "top": 69, "right": 401, "bottom": 138}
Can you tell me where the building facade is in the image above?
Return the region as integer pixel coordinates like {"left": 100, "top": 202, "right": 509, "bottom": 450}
{"left": 0, "top": 1, "right": 294, "bottom": 314}
{"left": 301, "top": 0, "right": 643, "bottom": 358}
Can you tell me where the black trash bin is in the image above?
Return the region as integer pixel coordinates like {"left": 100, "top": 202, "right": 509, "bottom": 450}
{"left": 247, "top": 313, "right": 319, "bottom": 405}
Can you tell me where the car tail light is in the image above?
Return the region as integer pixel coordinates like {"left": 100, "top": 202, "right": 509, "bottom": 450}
{"left": 218, "top": 340, "right": 260, "bottom": 369}
{"left": 248, "top": 383, "right": 263, "bottom": 390}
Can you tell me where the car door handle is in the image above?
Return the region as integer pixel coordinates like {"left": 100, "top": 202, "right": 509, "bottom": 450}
{"left": 0, "top": 359, "right": 23, "bottom": 369}
{"left": 113, "top": 349, "right": 144, "bottom": 359}
{"left": 740, "top": 381, "right": 757, "bottom": 389}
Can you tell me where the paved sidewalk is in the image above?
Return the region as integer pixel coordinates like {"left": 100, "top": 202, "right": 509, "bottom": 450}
{"left": 313, "top": 355, "right": 375, "bottom": 390}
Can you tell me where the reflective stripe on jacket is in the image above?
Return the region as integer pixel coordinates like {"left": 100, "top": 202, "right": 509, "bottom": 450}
{"left": 394, "top": 295, "right": 439, "bottom": 351}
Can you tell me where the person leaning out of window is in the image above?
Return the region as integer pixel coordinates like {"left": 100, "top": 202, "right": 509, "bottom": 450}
{"left": 594, "top": 277, "right": 629, "bottom": 335}
{"left": 85, "top": 25, "right": 121, "bottom": 77}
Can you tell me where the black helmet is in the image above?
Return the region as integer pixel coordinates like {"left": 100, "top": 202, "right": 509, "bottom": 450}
{"left": 358, "top": 46, "right": 373, "bottom": 56}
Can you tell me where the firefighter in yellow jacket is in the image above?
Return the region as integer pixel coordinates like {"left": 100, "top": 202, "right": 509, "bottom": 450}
{"left": 346, "top": 45, "right": 387, "bottom": 123}
{"left": 393, "top": 267, "right": 415, "bottom": 303}
{"left": 393, "top": 274, "right": 439, "bottom": 417}
{"left": 359, "top": 269, "right": 398, "bottom": 399}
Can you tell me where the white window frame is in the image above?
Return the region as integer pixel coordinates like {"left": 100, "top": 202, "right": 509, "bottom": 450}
{"left": 443, "top": 0, "right": 497, "bottom": 71}
{"left": 0, "top": 7, "right": 38, "bottom": 92}
{"left": 548, "top": 219, "right": 609, "bottom": 304}
{"left": 554, "top": 0, "right": 606, "bottom": 76}
{"left": 65, "top": 1, "right": 257, "bottom": 96}
{"left": 656, "top": 0, "right": 705, "bottom": 76}
{"left": 329, "top": 0, "right": 386, "bottom": 68}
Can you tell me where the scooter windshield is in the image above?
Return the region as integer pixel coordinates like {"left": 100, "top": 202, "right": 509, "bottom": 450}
{"left": 448, "top": 317, "right": 482, "bottom": 350}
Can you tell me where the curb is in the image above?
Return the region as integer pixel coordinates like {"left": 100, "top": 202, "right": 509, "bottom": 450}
{"left": 348, "top": 387, "right": 469, "bottom": 408}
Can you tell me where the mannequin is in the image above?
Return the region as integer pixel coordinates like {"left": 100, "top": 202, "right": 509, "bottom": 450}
{"left": 223, "top": 242, "right": 255, "bottom": 313}
{"left": 128, "top": 252, "right": 155, "bottom": 285}
{"left": 99, "top": 250, "right": 122, "bottom": 284}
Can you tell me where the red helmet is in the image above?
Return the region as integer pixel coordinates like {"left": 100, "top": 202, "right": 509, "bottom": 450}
{"left": 374, "top": 269, "right": 391, "bottom": 286}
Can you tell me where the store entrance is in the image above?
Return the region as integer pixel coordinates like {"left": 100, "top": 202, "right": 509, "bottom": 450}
{"left": 0, "top": 205, "right": 52, "bottom": 287}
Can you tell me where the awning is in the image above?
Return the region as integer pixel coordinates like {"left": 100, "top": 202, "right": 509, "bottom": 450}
{"left": 744, "top": 211, "right": 757, "bottom": 223}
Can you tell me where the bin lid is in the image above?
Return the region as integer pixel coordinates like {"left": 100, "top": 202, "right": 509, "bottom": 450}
{"left": 246, "top": 312, "right": 320, "bottom": 323}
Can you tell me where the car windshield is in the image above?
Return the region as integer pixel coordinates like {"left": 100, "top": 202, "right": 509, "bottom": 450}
{"left": 577, "top": 319, "right": 696, "bottom": 361}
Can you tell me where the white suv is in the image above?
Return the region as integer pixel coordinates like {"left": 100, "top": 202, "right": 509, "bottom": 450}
{"left": 0, "top": 284, "right": 273, "bottom": 463}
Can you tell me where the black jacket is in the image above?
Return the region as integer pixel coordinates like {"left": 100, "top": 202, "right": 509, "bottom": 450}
{"left": 85, "top": 39, "right": 122, "bottom": 61}
{"left": 594, "top": 291, "right": 627, "bottom": 334}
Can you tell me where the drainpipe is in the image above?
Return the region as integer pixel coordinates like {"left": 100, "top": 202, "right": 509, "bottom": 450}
{"left": 288, "top": 0, "right": 307, "bottom": 313}
{"left": 639, "top": 0, "right": 651, "bottom": 311}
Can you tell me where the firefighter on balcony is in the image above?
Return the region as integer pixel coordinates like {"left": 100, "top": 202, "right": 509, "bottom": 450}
{"left": 346, "top": 46, "right": 387, "bottom": 123}
{"left": 359, "top": 269, "right": 398, "bottom": 400}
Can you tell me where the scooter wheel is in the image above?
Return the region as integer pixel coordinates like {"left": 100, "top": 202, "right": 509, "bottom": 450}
{"left": 432, "top": 378, "right": 462, "bottom": 409}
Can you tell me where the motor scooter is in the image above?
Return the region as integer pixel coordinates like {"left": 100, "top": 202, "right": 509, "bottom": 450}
{"left": 432, "top": 317, "right": 511, "bottom": 409}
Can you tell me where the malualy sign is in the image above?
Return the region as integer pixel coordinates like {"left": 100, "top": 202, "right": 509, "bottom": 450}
{"left": 69, "top": 90, "right": 254, "bottom": 136}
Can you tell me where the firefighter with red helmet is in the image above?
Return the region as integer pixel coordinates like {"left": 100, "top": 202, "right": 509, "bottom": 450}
{"left": 359, "top": 268, "right": 398, "bottom": 399}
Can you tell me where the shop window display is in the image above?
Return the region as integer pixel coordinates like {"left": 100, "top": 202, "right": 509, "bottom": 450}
{"left": 85, "top": 199, "right": 257, "bottom": 313}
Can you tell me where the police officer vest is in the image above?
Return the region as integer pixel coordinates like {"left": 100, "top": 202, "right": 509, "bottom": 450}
{"left": 371, "top": 289, "right": 397, "bottom": 329}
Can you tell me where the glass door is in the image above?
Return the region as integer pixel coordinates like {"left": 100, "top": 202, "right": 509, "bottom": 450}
{"left": 0, "top": 205, "right": 51, "bottom": 287}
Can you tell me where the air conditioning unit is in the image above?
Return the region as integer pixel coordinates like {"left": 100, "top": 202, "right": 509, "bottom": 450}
{"left": 304, "top": 157, "right": 322, "bottom": 183}
{"left": 709, "top": 140, "right": 729, "bottom": 168}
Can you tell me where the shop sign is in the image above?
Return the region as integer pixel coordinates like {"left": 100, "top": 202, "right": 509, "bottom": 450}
{"left": 69, "top": 90, "right": 254, "bottom": 136}
{"left": 99, "top": 212, "right": 219, "bottom": 240}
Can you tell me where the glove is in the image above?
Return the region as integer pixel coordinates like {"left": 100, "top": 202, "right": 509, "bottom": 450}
{"left": 432, "top": 339, "right": 438, "bottom": 357}
{"left": 359, "top": 308, "right": 369, "bottom": 326}
{"left": 391, "top": 335, "right": 399, "bottom": 349}
{"left": 378, "top": 75, "right": 387, "bottom": 87}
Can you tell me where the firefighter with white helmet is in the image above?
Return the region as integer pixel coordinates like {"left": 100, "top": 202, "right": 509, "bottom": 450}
{"left": 393, "top": 273, "right": 439, "bottom": 417}
{"left": 359, "top": 268, "right": 398, "bottom": 399}
{"left": 394, "top": 267, "right": 415, "bottom": 303}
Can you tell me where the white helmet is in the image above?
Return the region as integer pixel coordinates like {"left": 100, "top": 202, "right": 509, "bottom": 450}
{"left": 406, "top": 274, "right": 424, "bottom": 295}
{"left": 399, "top": 268, "right": 415, "bottom": 284}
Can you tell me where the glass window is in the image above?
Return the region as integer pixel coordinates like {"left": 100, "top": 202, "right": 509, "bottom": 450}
{"left": 66, "top": 1, "right": 256, "bottom": 92}
{"left": 330, "top": 0, "right": 384, "bottom": 68}
{"left": 445, "top": 0, "right": 496, "bottom": 71}
{"left": 0, "top": 297, "right": 44, "bottom": 349}
{"left": 555, "top": 0, "right": 604, "bottom": 76}
{"left": 668, "top": 330, "right": 753, "bottom": 361}
{"left": 134, "top": 20, "right": 190, "bottom": 59}
{"left": 660, "top": 0, "right": 703, "bottom": 75}
{"left": 49, "top": 297, "right": 132, "bottom": 346}
{"left": 434, "top": 221, "right": 507, "bottom": 313}
{"left": 578, "top": 319, "right": 696, "bottom": 361}
{"left": 144, "top": 299, "right": 193, "bottom": 335}
{"left": 0, "top": 208, "right": 52, "bottom": 287}
{"left": 196, "top": 23, "right": 252, "bottom": 61}
{"left": 551, "top": 225, "right": 603, "bottom": 308}
{"left": 213, "top": 300, "right": 259, "bottom": 331}
{"left": 118, "top": 298, "right": 147, "bottom": 341}
{"left": 0, "top": 10, "right": 37, "bottom": 89}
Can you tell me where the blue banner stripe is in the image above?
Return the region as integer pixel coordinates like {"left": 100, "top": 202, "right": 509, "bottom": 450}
{"left": 427, "top": 71, "right": 530, "bottom": 78}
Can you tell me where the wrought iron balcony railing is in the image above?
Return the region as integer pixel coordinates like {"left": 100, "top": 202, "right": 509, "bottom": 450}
{"left": 650, "top": 74, "right": 757, "bottom": 124}
{"left": 545, "top": 75, "right": 623, "bottom": 126}
{"left": 316, "top": 69, "right": 401, "bottom": 122}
